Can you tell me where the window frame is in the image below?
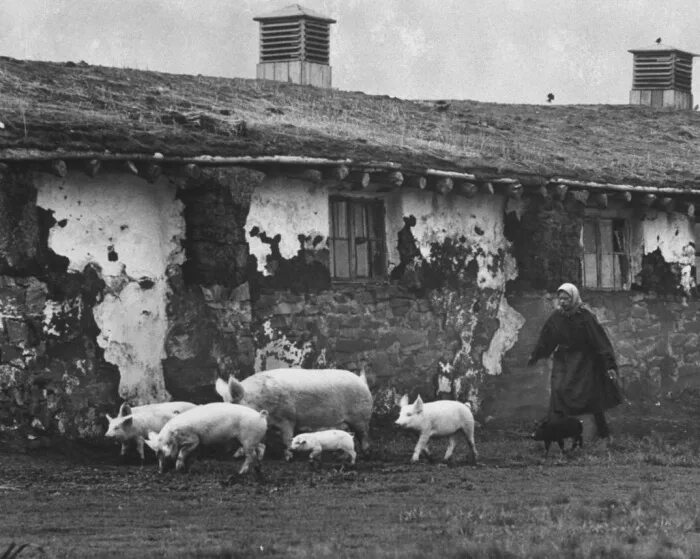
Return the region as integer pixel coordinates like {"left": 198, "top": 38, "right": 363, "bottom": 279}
{"left": 328, "top": 195, "right": 387, "bottom": 282}
{"left": 581, "top": 212, "right": 631, "bottom": 291}
{"left": 693, "top": 221, "right": 700, "bottom": 286}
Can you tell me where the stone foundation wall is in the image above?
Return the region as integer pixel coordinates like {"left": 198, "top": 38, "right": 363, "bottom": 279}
{"left": 251, "top": 284, "right": 456, "bottom": 415}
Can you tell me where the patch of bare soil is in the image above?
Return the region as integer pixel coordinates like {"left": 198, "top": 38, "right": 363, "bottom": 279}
{"left": 2, "top": 410, "right": 700, "bottom": 559}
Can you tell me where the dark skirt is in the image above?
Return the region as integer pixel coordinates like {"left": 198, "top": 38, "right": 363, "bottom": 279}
{"left": 550, "top": 349, "right": 622, "bottom": 416}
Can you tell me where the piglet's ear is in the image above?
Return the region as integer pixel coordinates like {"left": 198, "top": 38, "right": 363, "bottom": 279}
{"left": 398, "top": 394, "right": 409, "bottom": 408}
{"left": 119, "top": 402, "right": 132, "bottom": 417}
{"left": 122, "top": 416, "right": 133, "bottom": 427}
{"left": 414, "top": 395, "right": 424, "bottom": 412}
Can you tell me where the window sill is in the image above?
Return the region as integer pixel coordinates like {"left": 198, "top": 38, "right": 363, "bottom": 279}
{"left": 331, "top": 277, "right": 391, "bottom": 287}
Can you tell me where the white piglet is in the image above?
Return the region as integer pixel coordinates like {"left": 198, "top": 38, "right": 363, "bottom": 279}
{"left": 144, "top": 402, "right": 268, "bottom": 475}
{"left": 395, "top": 395, "right": 478, "bottom": 464}
{"left": 105, "top": 401, "right": 196, "bottom": 462}
{"left": 290, "top": 429, "right": 357, "bottom": 465}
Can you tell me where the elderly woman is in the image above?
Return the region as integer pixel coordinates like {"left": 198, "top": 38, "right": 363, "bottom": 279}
{"left": 528, "top": 283, "right": 622, "bottom": 440}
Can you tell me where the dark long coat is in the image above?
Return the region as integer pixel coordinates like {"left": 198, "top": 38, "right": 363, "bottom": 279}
{"left": 530, "top": 306, "right": 623, "bottom": 415}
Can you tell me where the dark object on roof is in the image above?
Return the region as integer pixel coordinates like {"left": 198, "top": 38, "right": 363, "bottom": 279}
{"left": 547, "top": 93, "right": 555, "bottom": 103}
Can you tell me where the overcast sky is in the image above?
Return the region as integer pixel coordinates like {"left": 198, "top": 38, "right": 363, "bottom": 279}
{"left": 2, "top": 0, "right": 699, "bottom": 105}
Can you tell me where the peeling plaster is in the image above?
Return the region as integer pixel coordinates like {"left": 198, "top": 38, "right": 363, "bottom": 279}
{"left": 43, "top": 298, "right": 82, "bottom": 337}
{"left": 36, "top": 174, "right": 185, "bottom": 404}
{"left": 642, "top": 212, "right": 693, "bottom": 263}
{"left": 482, "top": 297, "right": 526, "bottom": 376}
{"left": 247, "top": 177, "right": 328, "bottom": 274}
{"left": 254, "top": 319, "right": 314, "bottom": 371}
{"left": 397, "top": 191, "right": 516, "bottom": 289}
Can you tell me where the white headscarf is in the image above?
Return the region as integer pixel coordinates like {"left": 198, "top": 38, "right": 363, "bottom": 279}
{"left": 556, "top": 282, "right": 582, "bottom": 314}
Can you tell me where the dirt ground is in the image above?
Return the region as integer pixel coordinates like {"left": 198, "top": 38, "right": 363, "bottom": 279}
{"left": 2, "top": 401, "right": 700, "bottom": 559}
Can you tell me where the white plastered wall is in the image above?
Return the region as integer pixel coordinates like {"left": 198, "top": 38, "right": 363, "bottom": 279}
{"left": 640, "top": 211, "right": 694, "bottom": 262}
{"left": 394, "top": 190, "right": 517, "bottom": 289}
{"left": 36, "top": 172, "right": 185, "bottom": 404}
{"left": 247, "top": 177, "right": 329, "bottom": 274}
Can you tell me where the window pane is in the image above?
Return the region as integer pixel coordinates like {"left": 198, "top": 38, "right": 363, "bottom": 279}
{"left": 583, "top": 221, "right": 597, "bottom": 253}
{"left": 600, "top": 254, "right": 614, "bottom": 288}
{"left": 355, "top": 240, "right": 369, "bottom": 277}
{"left": 333, "top": 239, "right": 350, "bottom": 278}
{"left": 331, "top": 200, "right": 348, "bottom": 238}
{"left": 599, "top": 220, "right": 613, "bottom": 254}
{"left": 612, "top": 219, "right": 626, "bottom": 252}
{"left": 613, "top": 254, "right": 622, "bottom": 289}
{"left": 352, "top": 203, "right": 367, "bottom": 238}
{"left": 583, "top": 254, "right": 598, "bottom": 288}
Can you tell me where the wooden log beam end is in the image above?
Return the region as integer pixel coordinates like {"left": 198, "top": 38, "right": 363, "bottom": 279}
{"left": 569, "top": 189, "right": 590, "bottom": 205}
{"left": 435, "top": 177, "right": 454, "bottom": 195}
{"left": 641, "top": 193, "right": 657, "bottom": 207}
{"left": 405, "top": 175, "right": 427, "bottom": 190}
{"left": 184, "top": 163, "right": 202, "bottom": 180}
{"left": 84, "top": 159, "right": 101, "bottom": 178}
{"left": 549, "top": 183, "right": 568, "bottom": 201}
{"left": 660, "top": 197, "right": 674, "bottom": 212}
{"left": 325, "top": 165, "right": 350, "bottom": 181}
{"left": 481, "top": 181, "right": 495, "bottom": 195}
{"left": 350, "top": 171, "right": 370, "bottom": 190}
{"left": 454, "top": 181, "right": 478, "bottom": 198}
{"left": 125, "top": 161, "right": 139, "bottom": 175}
{"left": 507, "top": 183, "right": 523, "bottom": 199}
{"left": 51, "top": 159, "right": 68, "bottom": 178}
{"left": 388, "top": 171, "right": 404, "bottom": 187}
{"left": 538, "top": 185, "right": 551, "bottom": 200}
{"left": 144, "top": 164, "right": 162, "bottom": 183}
{"left": 301, "top": 169, "right": 323, "bottom": 183}
{"left": 594, "top": 193, "right": 608, "bottom": 209}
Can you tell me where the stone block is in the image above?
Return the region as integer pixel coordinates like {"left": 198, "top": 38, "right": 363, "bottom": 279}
{"left": 335, "top": 338, "right": 373, "bottom": 354}
{"left": 353, "top": 290, "right": 375, "bottom": 305}
{"left": 629, "top": 305, "right": 649, "bottom": 320}
{"left": 230, "top": 282, "right": 250, "bottom": 303}
{"left": 5, "top": 319, "right": 29, "bottom": 345}
{"left": 378, "top": 333, "right": 399, "bottom": 348}
{"left": 396, "top": 329, "right": 425, "bottom": 351}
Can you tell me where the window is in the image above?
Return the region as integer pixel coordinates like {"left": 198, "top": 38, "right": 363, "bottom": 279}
{"left": 329, "top": 197, "right": 386, "bottom": 280}
{"left": 582, "top": 218, "right": 629, "bottom": 289}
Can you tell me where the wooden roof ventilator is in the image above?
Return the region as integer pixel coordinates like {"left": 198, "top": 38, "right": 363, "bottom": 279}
{"left": 629, "top": 42, "right": 697, "bottom": 109}
{"left": 254, "top": 4, "right": 336, "bottom": 88}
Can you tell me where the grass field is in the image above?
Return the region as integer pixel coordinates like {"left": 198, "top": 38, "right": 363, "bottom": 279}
{"left": 2, "top": 418, "right": 700, "bottom": 559}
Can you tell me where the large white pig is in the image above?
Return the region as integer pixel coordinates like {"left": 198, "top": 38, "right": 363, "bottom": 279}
{"left": 215, "top": 368, "right": 373, "bottom": 460}
{"left": 144, "top": 402, "right": 268, "bottom": 474}
{"left": 395, "top": 394, "right": 478, "bottom": 464}
{"left": 105, "top": 401, "right": 196, "bottom": 462}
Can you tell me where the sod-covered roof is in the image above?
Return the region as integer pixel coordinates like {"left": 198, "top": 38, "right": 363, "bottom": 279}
{"left": 1, "top": 55, "right": 700, "bottom": 189}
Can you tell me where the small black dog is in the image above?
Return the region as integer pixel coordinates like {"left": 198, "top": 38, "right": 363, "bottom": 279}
{"left": 531, "top": 414, "right": 583, "bottom": 456}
